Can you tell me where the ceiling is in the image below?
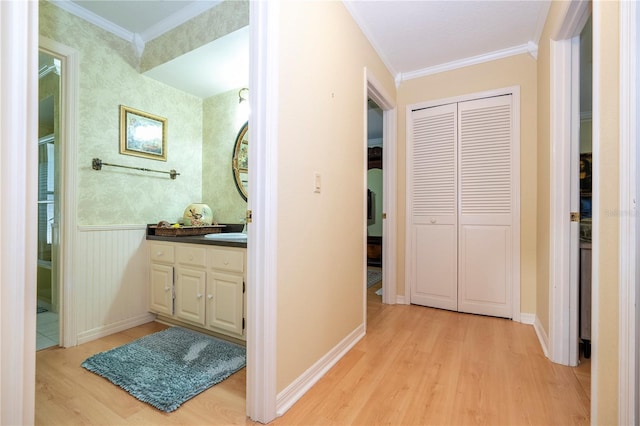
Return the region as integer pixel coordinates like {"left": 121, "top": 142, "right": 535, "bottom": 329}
{"left": 58, "top": 0, "right": 246, "bottom": 98}
{"left": 344, "top": 0, "right": 550, "bottom": 81}
{"left": 57, "top": 0, "right": 551, "bottom": 97}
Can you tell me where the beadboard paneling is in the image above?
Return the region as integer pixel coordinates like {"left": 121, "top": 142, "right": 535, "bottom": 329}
{"left": 75, "top": 226, "right": 154, "bottom": 343}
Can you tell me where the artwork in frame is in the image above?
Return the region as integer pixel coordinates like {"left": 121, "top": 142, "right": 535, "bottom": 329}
{"left": 119, "top": 105, "right": 167, "bottom": 161}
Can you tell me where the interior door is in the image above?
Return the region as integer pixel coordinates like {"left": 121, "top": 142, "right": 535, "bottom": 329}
{"left": 409, "top": 103, "right": 458, "bottom": 310}
{"left": 409, "top": 94, "right": 517, "bottom": 319}
{"left": 457, "top": 95, "right": 514, "bottom": 318}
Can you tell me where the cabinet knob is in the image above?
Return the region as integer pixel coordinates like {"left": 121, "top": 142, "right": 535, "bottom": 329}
{"left": 197, "top": 293, "right": 203, "bottom": 299}
{"left": 157, "top": 251, "right": 164, "bottom": 256}
{"left": 207, "top": 294, "right": 213, "bottom": 300}
{"left": 430, "top": 218, "right": 436, "bottom": 224}
{"left": 164, "top": 286, "right": 171, "bottom": 292}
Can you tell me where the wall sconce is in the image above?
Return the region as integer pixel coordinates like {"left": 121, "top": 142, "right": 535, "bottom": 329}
{"left": 238, "top": 87, "right": 249, "bottom": 104}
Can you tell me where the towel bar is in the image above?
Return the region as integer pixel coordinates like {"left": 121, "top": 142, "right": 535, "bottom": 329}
{"left": 92, "top": 158, "right": 179, "bottom": 179}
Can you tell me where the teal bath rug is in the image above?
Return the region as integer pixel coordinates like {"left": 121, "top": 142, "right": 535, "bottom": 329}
{"left": 81, "top": 326, "right": 246, "bottom": 412}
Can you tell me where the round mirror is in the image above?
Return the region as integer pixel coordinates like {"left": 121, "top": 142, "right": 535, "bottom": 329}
{"left": 232, "top": 121, "right": 248, "bottom": 201}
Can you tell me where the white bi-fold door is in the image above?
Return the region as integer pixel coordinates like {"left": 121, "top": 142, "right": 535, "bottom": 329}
{"left": 408, "top": 94, "right": 518, "bottom": 319}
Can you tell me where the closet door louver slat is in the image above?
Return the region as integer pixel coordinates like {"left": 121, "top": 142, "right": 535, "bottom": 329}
{"left": 460, "top": 103, "right": 512, "bottom": 216}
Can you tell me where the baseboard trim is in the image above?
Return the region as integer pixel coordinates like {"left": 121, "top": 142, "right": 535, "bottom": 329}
{"left": 276, "top": 323, "right": 365, "bottom": 416}
{"left": 396, "top": 295, "right": 408, "bottom": 305}
{"left": 519, "top": 312, "right": 536, "bottom": 324}
{"left": 533, "top": 315, "right": 550, "bottom": 357}
{"left": 76, "top": 313, "right": 156, "bottom": 345}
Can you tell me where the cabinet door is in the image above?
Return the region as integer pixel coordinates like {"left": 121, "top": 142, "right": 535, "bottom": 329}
{"left": 150, "top": 263, "right": 173, "bottom": 315}
{"left": 175, "top": 268, "right": 206, "bottom": 325}
{"left": 206, "top": 271, "right": 244, "bottom": 336}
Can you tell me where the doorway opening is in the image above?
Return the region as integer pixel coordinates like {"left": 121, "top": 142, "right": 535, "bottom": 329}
{"left": 576, "top": 16, "right": 593, "bottom": 367}
{"left": 36, "top": 51, "right": 61, "bottom": 350}
{"left": 366, "top": 98, "right": 383, "bottom": 300}
{"left": 365, "top": 71, "right": 397, "bottom": 308}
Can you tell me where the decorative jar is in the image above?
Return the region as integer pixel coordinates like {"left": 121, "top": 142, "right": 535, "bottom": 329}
{"left": 183, "top": 203, "right": 213, "bottom": 226}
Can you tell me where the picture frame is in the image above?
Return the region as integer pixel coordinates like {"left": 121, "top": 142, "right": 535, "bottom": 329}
{"left": 580, "top": 153, "right": 592, "bottom": 195}
{"left": 119, "top": 105, "right": 167, "bottom": 161}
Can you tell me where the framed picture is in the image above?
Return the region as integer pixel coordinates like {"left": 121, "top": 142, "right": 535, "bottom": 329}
{"left": 119, "top": 105, "right": 167, "bottom": 161}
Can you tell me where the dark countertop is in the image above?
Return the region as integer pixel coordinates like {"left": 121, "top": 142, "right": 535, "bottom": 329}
{"left": 145, "top": 223, "right": 246, "bottom": 248}
{"left": 146, "top": 234, "right": 247, "bottom": 248}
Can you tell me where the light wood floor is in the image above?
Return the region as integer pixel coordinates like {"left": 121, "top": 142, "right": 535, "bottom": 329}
{"left": 36, "top": 282, "right": 590, "bottom": 425}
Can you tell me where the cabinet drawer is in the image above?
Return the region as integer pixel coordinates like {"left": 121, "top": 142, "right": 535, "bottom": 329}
{"left": 209, "top": 248, "right": 244, "bottom": 273}
{"left": 150, "top": 243, "right": 175, "bottom": 263}
{"left": 177, "top": 245, "right": 207, "bottom": 268}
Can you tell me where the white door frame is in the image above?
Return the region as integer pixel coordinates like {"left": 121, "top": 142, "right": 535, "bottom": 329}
{"left": 38, "top": 36, "right": 79, "bottom": 349}
{"left": 619, "top": 0, "right": 638, "bottom": 423}
{"left": 0, "top": 1, "right": 38, "bottom": 424}
{"left": 366, "top": 69, "right": 397, "bottom": 306}
{"left": 246, "top": 0, "right": 278, "bottom": 422}
{"left": 547, "top": 0, "right": 590, "bottom": 367}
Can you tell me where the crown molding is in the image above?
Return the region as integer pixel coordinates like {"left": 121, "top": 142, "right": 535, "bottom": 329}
{"left": 49, "top": 0, "right": 221, "bottom": 49}
{"left": 139, "top": 1, "right": 222, "bottom": 43}
{"left": 50, "top": 0, "right": 133, "bottom": 42}
{"left": 400, "top": 43, "right": 537, "bottom": 82}
{"left": 342, "top": 1, "right": 399, "bottom": 83}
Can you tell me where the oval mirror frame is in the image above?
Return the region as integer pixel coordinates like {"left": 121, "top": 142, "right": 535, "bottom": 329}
{"left": 232, "top": 121, "right": 248, "bottom": 201}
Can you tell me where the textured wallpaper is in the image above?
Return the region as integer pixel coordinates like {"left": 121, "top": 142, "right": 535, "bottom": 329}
{"left": 202, "top": 89, "right": 249, "bottom": 224}
{"left": 140, "top": 0, "right": 249, "bottom": 73}
{"left": 40, "top": 1, "right": 203, "bottom": 225}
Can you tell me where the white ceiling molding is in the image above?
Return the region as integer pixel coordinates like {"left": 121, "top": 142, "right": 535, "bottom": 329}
{"left": 400, "top": 43, "right": 537, "bottom": 83}
{"left": 50, "top": 0, "right": 133, "bottom": 42}
{"left": 139, "top": 1, "right": 222, "bottom": 43}
{"left": 342, "top": 1, "right": 399, "bottom": 79}
{"left": 49, "top": 0, "right": 221, "bottom": 58}
{"left": 133, "top": 33, "right": 145, "bottom": 58}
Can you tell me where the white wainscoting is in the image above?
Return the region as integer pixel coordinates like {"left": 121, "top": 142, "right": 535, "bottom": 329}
{"left": 75, "top": 225, "right": 154, "bottom": 344}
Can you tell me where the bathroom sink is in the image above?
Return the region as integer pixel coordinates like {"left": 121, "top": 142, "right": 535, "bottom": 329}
{"left": 204, "top": 232, "right": 247, "bottom": 242}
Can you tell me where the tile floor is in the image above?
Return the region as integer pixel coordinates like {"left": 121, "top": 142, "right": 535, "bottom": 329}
{"left": 36, "top": 311, "right": 58, "bottom": 350}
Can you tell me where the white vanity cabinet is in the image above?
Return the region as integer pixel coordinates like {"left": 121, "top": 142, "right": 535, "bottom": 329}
{"left": 148, "top": 241, "right": 246, "bottom": 340}
{"left": 149, "top": 243, "right": 175, "bottom": 316}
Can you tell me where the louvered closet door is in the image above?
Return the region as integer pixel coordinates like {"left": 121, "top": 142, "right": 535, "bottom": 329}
{"left": 457, "top": 95, "right": 514, "bottom": 318}
{"left": 409, "top": 103, "right": 458, "bottom": 310}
